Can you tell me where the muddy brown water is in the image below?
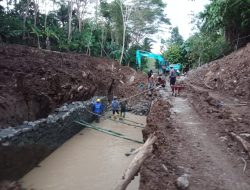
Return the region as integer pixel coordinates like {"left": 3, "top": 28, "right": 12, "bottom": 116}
{"left": 20, "top": 113, "right": 145, "bottom": 190}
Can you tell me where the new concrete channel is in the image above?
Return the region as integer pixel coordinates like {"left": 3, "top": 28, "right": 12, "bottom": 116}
{"left": 0, "top": 96, "right": 145, "bottom": 190}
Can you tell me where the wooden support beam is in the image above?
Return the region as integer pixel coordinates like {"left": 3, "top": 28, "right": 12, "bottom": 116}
{"left": 114, "top": 135, "right": 157, "bottom": 190}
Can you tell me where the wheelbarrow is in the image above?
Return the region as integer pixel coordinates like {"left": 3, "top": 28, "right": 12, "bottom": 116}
{"left": 171, "top": 85, "right": 185, "bottom": 96}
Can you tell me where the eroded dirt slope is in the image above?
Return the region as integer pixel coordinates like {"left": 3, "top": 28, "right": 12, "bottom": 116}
{"left": 0, "top": 45, "right": 146, "bottom": 128}
{"left": 187, "top": 43, "right": 250, "bottom": 101}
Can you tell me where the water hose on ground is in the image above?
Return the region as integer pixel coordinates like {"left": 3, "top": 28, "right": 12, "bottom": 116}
{"left": 75, "top": 121, "right": 143, "bottom": 144}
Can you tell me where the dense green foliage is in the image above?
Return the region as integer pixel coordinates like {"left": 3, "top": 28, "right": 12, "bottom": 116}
{"left": 200, "top": 0, "right": 250, "bottom": 45}
{"left": 0, "top": 0, "right": 249, "bottom": 69}
{"left": 161, "top": 0, "right": 250, "bottom": 71}
{"left": 0, "top": 0, "right": 168, "bottom": 66}
{"left": 162, "top": 27, "right": 185, "bottom": 65}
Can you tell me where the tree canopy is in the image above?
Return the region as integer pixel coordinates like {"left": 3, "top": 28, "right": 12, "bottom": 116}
{"left": 0, "top": 0, "right": 169, "bottom": 66}
{"left": 161, "top": 0, "right": 250, "bottom": 71}
{"left": 0, "top": 0, "right": 249, "bottom": 69}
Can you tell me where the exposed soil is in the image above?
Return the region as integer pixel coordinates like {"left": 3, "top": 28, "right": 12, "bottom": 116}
{"left": 140, "top": 44, "right": 250, "bottom": 189}
{"left": 0, "top": 44, "right": 147, "bottom": 128}
{"left": 187, "top": 43, "right": 250, "bottom": 101}
{"left": 140, "top": 98, "right": 179, "bottom": 190}
{"left": 1, "top": 43, "right": 250, "bottom": 189}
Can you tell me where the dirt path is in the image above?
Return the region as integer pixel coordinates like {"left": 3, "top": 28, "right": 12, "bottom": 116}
{"left": 140, "top": 85, "right": 250, "bottom": 190}
{"left": 171, "top": 94, "right": 250, "bottom": 189}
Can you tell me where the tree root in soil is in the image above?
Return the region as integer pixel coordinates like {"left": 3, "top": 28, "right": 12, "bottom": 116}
{"left": 230, "top": 132, "right": 250, "bottom": 157}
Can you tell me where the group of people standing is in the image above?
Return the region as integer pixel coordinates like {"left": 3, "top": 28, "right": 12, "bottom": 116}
{"left": 92, "top": 96, "right": 127, "bottom": 122}
{"left": 92, "top": 66, "right": 178, "bottom": 122}
{"left": 111, "top": 96, "right": 127, "bottom": 119}
{"left": 147, "top": 66, "right": 177, "bottom": 94}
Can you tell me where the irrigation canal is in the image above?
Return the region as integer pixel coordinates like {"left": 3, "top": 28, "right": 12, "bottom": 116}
{"left": 20, "top": 112, "right": 145, "bottom": 190}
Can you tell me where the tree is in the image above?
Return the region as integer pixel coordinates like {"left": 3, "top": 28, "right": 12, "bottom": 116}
{"left": 163, "top": 44, "right": 182, "bottom": 64}
{"left": 200, "top": 0, "right": 250, "bottom": 47}
{"left": 161, "top": 26, "right": 185, "bottom": 66}
{"left": 0, "top": 0, "right": 169, "bottom": 68}
{"left": 67, "top": 0, "right": 73, "bottom": 43}
{"left": 125, "top": 37, "right": 153, "bottom": 68}
{"left": 32, "top": 0, "right": 39, "bottom": 27}
{"left": 183, "top": 32, "right": 231, "bottom": 69}
{"left": 129, "top": 0, "right": 170, "bottom": 45}
{"left": 100, "top": 0, "right": 169, "bottom": 65}
{"left": 116, "top": 0, "right": 133, "bottom": 64}
{"left": 161, "top": 26, "right": 183, "bottom": 51}
{"left": 168, "top": 27, "right": 183, "bottom": 45}
{"left": 75, "top": 0, "right": 91, "bottom": 32}
{"left": 22, "top": 0, "right": 31, "bottom": 39}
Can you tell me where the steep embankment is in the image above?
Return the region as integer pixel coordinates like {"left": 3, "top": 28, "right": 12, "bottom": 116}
{"left": 0, "top": 45, "right": 145, "bottom": 128}
{"left": 185, "top": 44, "right": 250, "bottom": 150}
{"left": 187, "top": 43, "right": 250, "bottom": 101}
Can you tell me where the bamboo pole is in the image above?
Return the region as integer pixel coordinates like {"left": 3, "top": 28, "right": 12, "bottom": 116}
{"left": 75, "top": 121, "right": 143, "bottom": 144}
{"left": 78, "top": 120, "right": 124, "bottom": 136}
{"left": 86, "top": 110, "right": 145, "bottom": 128}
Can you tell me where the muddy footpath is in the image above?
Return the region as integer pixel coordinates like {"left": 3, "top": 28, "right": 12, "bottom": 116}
{"left": 139, "top": 44, "right": 250, "bottom": 190}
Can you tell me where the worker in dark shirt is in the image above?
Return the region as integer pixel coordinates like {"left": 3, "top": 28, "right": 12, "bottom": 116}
{"left": 120, "top": 96, "right": 127, "bottom": 119}
{"left": 169, "top": 66, "right": 177, "bottom": 95}
{"left": 147, "top": 70, "right": 153, "bottom": 80}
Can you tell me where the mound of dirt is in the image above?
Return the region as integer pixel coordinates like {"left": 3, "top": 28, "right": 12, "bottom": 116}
{"left": 140, "top": 99, "right": 180, "bottom": 190}
{"left": 187, "top": 43, "right": 250, "bottom": 101}
{"left": 0, "top": 45, "right": 146, "bottom": 128}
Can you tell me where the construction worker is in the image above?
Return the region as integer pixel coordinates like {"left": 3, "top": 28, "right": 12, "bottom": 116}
{"left": 92, "top": 98, "right": 103, "bottom": 122}
{"left": 120, "top": 95, "right": 127, "bottom": 119}
{"left": 147, "top": 70, "right": 153, "bottom": 80}
{"left": 169, "top": 66, "right": 177, "bottom": 95}
{"left": 111, "top": 96, "right": 119, "bottom": 119}
{"left": 162, "top": 65, "right": 167, "bottom": 75}
{"left": 156, "top": 74, "right": 166, "bottom": 87}
{"left": 148, "top": 75, "right": 154, "bottom": 96}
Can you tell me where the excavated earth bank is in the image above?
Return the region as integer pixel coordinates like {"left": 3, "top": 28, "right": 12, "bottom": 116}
{"left": 139, "top": 98, "right": 179, "bottom": 190}
{"left": 0, "top": 44, "right": 148, "bottom": 188}
{"left": 0, "top": 44, "right": 146, "bottom": 129}
{"left": 185, "top": 44, "right": 250, "bottom": 160}
{"left": 187, "top": 43, "right": 250, "bottom": 101}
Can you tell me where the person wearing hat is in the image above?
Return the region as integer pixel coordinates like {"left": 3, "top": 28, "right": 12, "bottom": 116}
{"left": 111, "top": 96, "right": 119, "bottom": 119}
{"left": 92, "top": 98, "right": 103, "bottom": 122}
